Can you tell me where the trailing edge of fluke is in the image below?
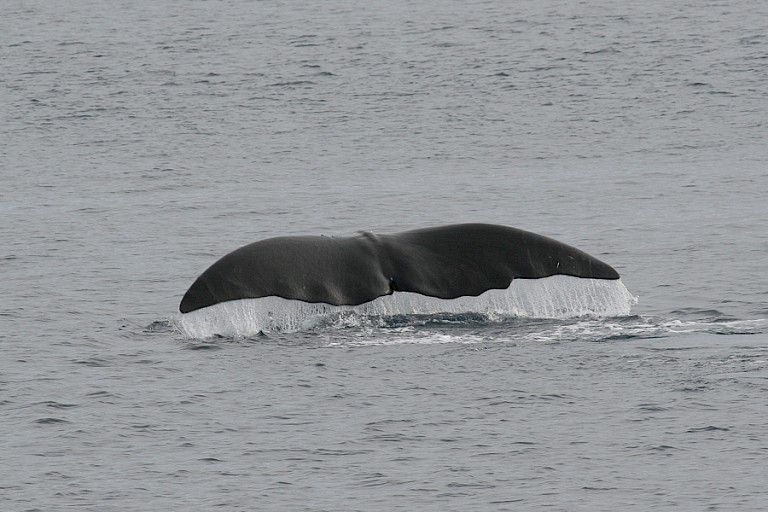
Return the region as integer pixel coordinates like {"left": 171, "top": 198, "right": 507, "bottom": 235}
{"left": 179, "top": 223, "right": 620, "bottom": 314}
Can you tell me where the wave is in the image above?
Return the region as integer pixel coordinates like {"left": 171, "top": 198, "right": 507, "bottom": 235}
{"left": 292, "top": 315, "right": 768, "bottom": 348}
{"left": 174, "top": 276, "right": 637, "bottom": 339}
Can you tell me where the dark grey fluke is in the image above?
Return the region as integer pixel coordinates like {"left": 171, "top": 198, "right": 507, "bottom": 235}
{"left": 179, "top": 223, "right": 620, "bottom": 314}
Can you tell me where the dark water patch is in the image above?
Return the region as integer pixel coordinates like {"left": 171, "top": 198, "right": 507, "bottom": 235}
{"left": 687, "top": 425, "right": 730, "bottom": 433}
{"left": 680, "top": 401, "right": 718, "bottom": 411}
{"left": 648, "top": 345, "right": 703, "bottom": 352}
{"left": 366, "top": 432, "right": 424, "bottom": 443}
{"left": 19, "top": 70, "right": 58, "bottom": 76}
{"left": 647, "top": 444, "right": 681, "bottom": 452}
{"left": 366, "top": 418, "right": 416, "bottom": 428}
{"left": 85, "top": 390, "right": 118, "bottom": 398}
{"left": 711, "top": 327, "right": 763, "bottom": 336}
{"left": 536, "top": 393, "right": 573, "bottom": 401}
{"left": 34, "top": 417, "right": 70, "bottom": 424}
{"left": 471, "top": 451, "right": 505, "bottom": 458}
{"left": 446, "top": 482, "right": 496, "bottom": 489}
{"left": 128, "top": 358, "right": 163, "bottom": 365}
{"left": 675, "top": 383, "right": 711, "bottom": 392}
{"left": 356, "top": 472, "right": 394, "bottom": 487}
{"left": 40, "top": 401, "right": 79, "bottom": 409}
{"left": 44, "top": 471, "right": 74, "bottom": 479}
{"left": 637, "top": 403, "right": 670, "bottom": 411}
{"left": 184, "top": 342, "right": 223, "bottom": 351}
{"left": 313, "top": 448, "right": 373, "bottom": 456}
{"left": 73, "top": 357, "right": 111, "bottom": 367}
{"left": 583, "top": 47, "right": 620, "bottom": 55}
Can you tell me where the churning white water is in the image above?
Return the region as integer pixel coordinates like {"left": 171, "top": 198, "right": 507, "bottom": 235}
{"left": 176, "top": 276, "right": 637, "bottom": 338}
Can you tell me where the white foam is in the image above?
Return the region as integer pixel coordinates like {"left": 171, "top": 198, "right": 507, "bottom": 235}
{"left": 175, "top": 276, "right": 637, "bottom": 339}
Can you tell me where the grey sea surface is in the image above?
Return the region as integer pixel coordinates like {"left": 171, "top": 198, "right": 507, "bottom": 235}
{"left": 2, "top": 0, "right": 768, "bottom": 510}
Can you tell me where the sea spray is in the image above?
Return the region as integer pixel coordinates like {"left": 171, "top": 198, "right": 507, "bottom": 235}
{"left": 176, "top": 275, "right": 637, "bottom": 338}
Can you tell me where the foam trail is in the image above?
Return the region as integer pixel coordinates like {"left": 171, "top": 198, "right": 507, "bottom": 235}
{"left": 175, "top": 276, "right": 636, "bottom": 339}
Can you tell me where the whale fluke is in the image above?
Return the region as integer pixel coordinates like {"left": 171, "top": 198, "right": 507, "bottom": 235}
{"left": 179, "top": 223, "right": 620, "bottom": 314}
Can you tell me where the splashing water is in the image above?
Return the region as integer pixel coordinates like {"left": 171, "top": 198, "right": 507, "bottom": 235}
{"left": 175, "top": 276, "right": 637, "bottom": 338}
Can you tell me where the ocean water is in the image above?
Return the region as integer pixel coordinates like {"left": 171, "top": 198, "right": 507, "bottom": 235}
{"left": 2, "top": 0, "right": 768, "bottom": 510}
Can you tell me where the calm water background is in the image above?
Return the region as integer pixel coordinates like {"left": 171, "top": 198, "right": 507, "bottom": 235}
{"left": 2, "top": 0, "right": 768, "bottom": 510}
